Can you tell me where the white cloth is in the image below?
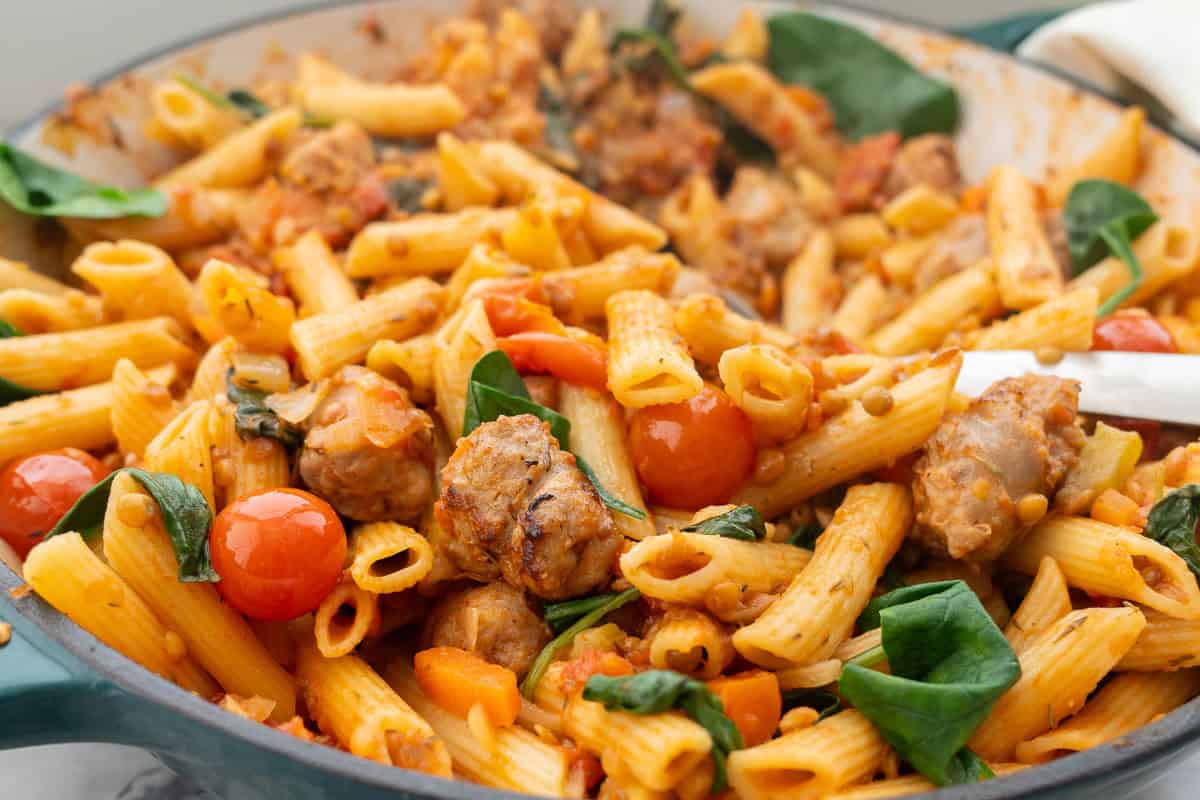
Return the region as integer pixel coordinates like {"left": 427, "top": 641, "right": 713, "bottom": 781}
{"left": 1018, "top": 0, "right": 1200, "bottom": 138}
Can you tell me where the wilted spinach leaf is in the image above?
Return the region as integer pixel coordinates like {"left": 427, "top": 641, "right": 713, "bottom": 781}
{"left": 0, "top": 143, "right": 167, "bottom": 219}
{"left": 225, "top": 370, "right": 303, "bottom": 449}
{"left": 387, "top": 177, "right": 433, "bottom": 214}
{"left": 522, "top": 586, "right": 640, "bottom": 697}
{"left": 1144, "top": 484, "right": 1200, "bottom": 580}
{"left": 1063, "top": 179, "right": 1158, "bottom": 316}
{"left": 781, "top": 687, "right": 841, "bottom": 720}
{"left": 786, "top": 521, "right": 824, "bottom": 549}
{"left": 682, "top": 505, "right": 766, "bottom": 541}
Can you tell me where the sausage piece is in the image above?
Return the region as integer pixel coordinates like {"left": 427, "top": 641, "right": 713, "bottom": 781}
{"left": 298, "top": 366, "right": 436, "bottom": 522}
{"left": 882, "top": 133, "right": 963, "bottom": 200}
{"left": 912, "top": 375, "right": 1084, "bottom": 561}
{"left": 423, "top": 582, "right": 552, "bottom": 675}
{"left": 435, "top": 414, "right": 620, "bottom": 600}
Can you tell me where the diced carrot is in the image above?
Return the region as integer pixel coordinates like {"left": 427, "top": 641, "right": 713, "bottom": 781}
{"left": 707, "top": 670, "right": 782, "bottom": 747}
{"left": 413, "top": 646, "right": 521, "bottom": 727}
{"left": 1090, "top": 488, "right": 1141, "bottom": 528}
{"left": 560, "top": 650, "right": 635, "bottom": 694}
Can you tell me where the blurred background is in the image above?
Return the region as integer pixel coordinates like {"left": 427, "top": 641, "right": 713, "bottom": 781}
{"left": 0, "top": 1, "right": 1194, "bottom": 798}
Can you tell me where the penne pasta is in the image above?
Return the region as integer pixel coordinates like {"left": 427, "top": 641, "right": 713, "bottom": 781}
{"left": 606, "top": 290, "right": 702, "bottom": 408}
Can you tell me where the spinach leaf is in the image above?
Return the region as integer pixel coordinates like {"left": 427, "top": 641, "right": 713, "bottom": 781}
{"left": 786, "top": 521, "right": 823, "bottom": 549}
{"left": 463, "top": 351, "right": 646, "bottom": 519}
{"left": 45, "top": 468, "right": 218, "bottom": 582}
{"left": 225, "top": 370, "right": 303, "bottom": 449}
{"left": 177, "top": 75, "right": 332, "bottom": 128}
{"left": 682, "top": 505, "right": 766, "bottom": 541}
{"left": 537, "top": 82, "right": 579, "bottom": 170}
{"left": 1063, "top": 179, "right": 1158, "bottom": 316}
{"left": 839, "top": 580, "right": 1019, "bottom": 786}
{"left": 1144, "top": 484, "right": 1200, "bottom": 579}
{"left": 0, "top": 320, "right": 43, "bottom": 406}
{"left": 584, "top": 669, "right": 743, "bottom": 793}
{"left": 781, "top": 687, "right": 841, "bottom": 721}
{"left": 543, "top": 591, "right": 627, "bottom": 633}
{"left": 226, "top": 89, "right": 273, "bottom": 119}
{"left": 0, "top": 143, "right": 168, "bottom": 219}
{"left": 610, "top": 29, "right": 692, "bottom": 90}
{"left": 521, "top": 586, "right": 640, "bottom": 698}
{"left": 766, "top": 13, "right": 959, "bottom": 141}
{"left": 645, "top": 0, "right": 682, "bottom": 37}
{"left": 387, "top": 177, "right": 432, "bottom": 214}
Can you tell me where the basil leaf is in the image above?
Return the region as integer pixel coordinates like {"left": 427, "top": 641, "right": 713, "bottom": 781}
{"left": 0, "top": 320, "right": 43, "bottom": 405}
{"left": 45, "top": 468, "right": 217, "bottom": 582}
{"left": 766, "top": 13, "right": 959, "bottom": 140}
{"left": 463, "top": 351, "right": 646, "bottom": 520}
{"left": 225, "top": 370, "right": 303, "bottom": 449}
{"left": 521, "top": 587, "right": 640, "bottom": 698}
{"left": 0, "top": 143, "right": 168, "bottom": 219}
{"left": 1144, "top": 484, "right": 1200, "bottom": 580}
{"left": 786, "top": 521, "right": 823, "bottom": 549}
{"left": 839, "top": 580, "right": 1019, "bottom": 786}
{"left": 543, "top": 591, "right": 625, "bottom": 633}
{"left": 781, "top": 688, "right": 841, "bottom": 721}
{"left": 1063, "top": 179, "right": 1158, "bottom": 316}
{"left": 682, "top": 505, "right": 765, "bottom": 541}
{"left": 584, "top": 669, "right": 743, "bottom": 793}
{"left": 387, "top": 177, "right": 432, "bottom": 214}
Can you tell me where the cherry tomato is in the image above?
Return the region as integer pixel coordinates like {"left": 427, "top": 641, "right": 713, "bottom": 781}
{"left": 0, "top": 448, "right": 109, "bottom": 558}
{"left": 483, "top": 294, "right": 564, "bottom": 336}
{"left": 629, "top": 384, "right": 756, "bottom": 509}
{"left": 1093, "top": 313, "right": 1177, "bottom": 353}
{"left": 209, "top": 488, "right": 346, "bottom": 621}
{"left": 497, "top": 332, "right": 609, "bottom": 389}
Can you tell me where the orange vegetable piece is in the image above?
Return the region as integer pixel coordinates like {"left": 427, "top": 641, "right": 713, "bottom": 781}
{"left": 561, "top": 650, "right": 635, "bottom": 694}
{"left": 960, "top": 184, "right": 988, "bottom": 213}
{"left": 707, "top": 670, "right": 782, "bottom": 747}
{"left": 413, "top": 646, "right": 522, "bottom": 727}
{"left": 483, "top": 294, "right": 565, "bottom": 336}
{"left": 497, "top": 332, "right": 609, "bottom": 390}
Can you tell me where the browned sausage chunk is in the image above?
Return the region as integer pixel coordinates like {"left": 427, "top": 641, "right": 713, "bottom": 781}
{"left": 882, "top": 133, "right": 963, "bottom": 200}
{"left": 299, "top": 366, "right": 436, "bottom": 522}
{"left": 912, "top": 375, "right": 1085, "bottom": 561}
{"left": 423, "top": 582, "right": 552, "bottom": 675}
{"left": 435, "top": 414, "right": 620, "bottom": 599}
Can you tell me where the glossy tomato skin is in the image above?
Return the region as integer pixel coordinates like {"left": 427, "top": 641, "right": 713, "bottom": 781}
{"left": 629, "top": 384, "right": 756, "bottom": 509}
{"left": 210, "top": 488, "right": 346, "bottom": 621}
{"left": 1093, "top": 313, "right": 1178, "bottom": 353}
{"left": 0, "top": 448, "right": 109, "bottom": 558}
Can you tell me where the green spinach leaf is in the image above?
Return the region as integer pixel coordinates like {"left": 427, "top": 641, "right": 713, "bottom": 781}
{"left": 0, "top": 320, "right": 22, "bottom": 338}
{"left": 387, "top": 177, "right": 432, "bottom": 214}
{"left": 1063, "top": 179, "right": 1158, "bottom": 316}
{"left": 781, "top": 687, "right": 841, "bottom": 720}
{"left": 0, "top": 320, "right": 43, "bottom": 405}
{"left": 177, "top": 75, "right": 332, "bottom": 128}
{"left": 1144, "top": 484, "right": 1200, "bottom": 579}
{"left": 645, "top": 0, "right": 682, "bottom": 37}
{"left": 463, "top": 351, "right": 645, "bottom": 519}
{"left": 45, "top": 468, "right": 218, "bottom": 582}
{"left": 0, "top": 143, "right": 167, "bottom": 219}
{"left": 543, "top": 591, "right": 627, "bottom": 633}
{"left": 839, "top": 580, "right": 1019, "bottom": 786}
{"left": 766, "top": 13, "right": 959, "bottom": 140}
{"left": 682, "top": 505, "right": 766, "bottom": 541}
{"left": 537, "top": 82, "right": 579, "bottom": 171}
{"left": 225, "top": 369, "right": 303, "bottom": 449}
{"left": 521, "top": 586, "right": 640, "bottom": 698}
{"left": 786, "top": 521, "right": 824, "bottom": 549}
{"left": 584, "top": 669, "right": 743, "bottom": 793}
{"left": 227, "top": 89, "right": 273, "bottom": 119}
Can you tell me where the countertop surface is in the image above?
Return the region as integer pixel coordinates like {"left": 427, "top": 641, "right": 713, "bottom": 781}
{"left": 1, "top": 0, "right": 1197, "bottom": 798}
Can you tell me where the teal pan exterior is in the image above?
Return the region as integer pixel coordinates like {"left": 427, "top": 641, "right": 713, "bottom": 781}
{"left": 3, "top": 3, "right": 1200, "bottom": 799}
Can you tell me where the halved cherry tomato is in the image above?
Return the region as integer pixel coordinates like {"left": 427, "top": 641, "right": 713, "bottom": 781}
{"left": 483, "top": 294, "right": 564, "bottom": 336}
{"left": 209, "top": 488, "right": 346, "bottom": 621}
{"left": 0, "top": 448, "right": 109, "bottom": 558}
{"left": 629, "top": 384, "right": 756, "bottom": 509}
{"left": 1093, "top": 312, "right": 1178, "bottom": 353}
{"left": 497, "top": 332, "right": 609, "bottom": 389}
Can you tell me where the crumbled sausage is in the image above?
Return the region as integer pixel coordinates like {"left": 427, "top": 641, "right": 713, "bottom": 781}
{"left": 882, "top": 133, "right": 963, "bottom": 200}
{"left": 423, "top": 582, "right": 552, "bottom": 675}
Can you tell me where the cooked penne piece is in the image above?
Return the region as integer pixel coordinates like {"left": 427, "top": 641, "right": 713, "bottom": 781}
{"left": 388, "top": 658, "right": 570, "bottom": 795}
{"left": 436, "top": 132, "right": 500, "bottom": 211}
{"left": 1118, "top": 611, "right": 1200, "bottom": 671}
{"left": 24, "top": 532, "right": 217, "bottom": 697}
{"left": 831, "top": 275, "right": 888, "bottom": 344}
{"left": 690, "top": 62, "right": 840, "bottom": 179}
{"left": 151, "top": 80, "right": 242, "bottom": 150}
{"left": 297, "top": 79, "right": 465, "bottom": 137}
{"left": 1067, "top": 221, "right": 1197, "bottom": 310}
{"left": 0, "top": 256, "right": 71, "bottom": 295}
{"left": 72, "top": 239, "right": 194, "bottom": 324}
{"left": 296, "top": 638, "right": 452, "bottom": 775}
{"left": 143, "top": 400, "right": 216, "bottom": 510}
{"left": 728, "top": 710, "right": 892, "bottom": 800}
{"left": 606, "top": 290, "right": 702, "bottom": 408}
{"left": 869, "top": 264, "right": 999, "bottom": 355}
{"left": 102, "top": 472, "right": 296, "bottom": 720}
{"left": 366, "top": 334, "right": 436, "bottom": 405}
{"left": 349, "top": 523, "right": 434, "bottom": 594}
{"left": 1004, "top": 556, "right": 1072, "bottom": 655}
{"left": 824, "top": 764, "right": 1027, "bottom": 799}
{"left": 558, "top": 384, "right": 654, "bottom": 539}
{"left": 0, "top": 316, "right": 193, "bottom": 392}
{"left": 1046, "top": 107, "right": 1145, "bottom": 207}
{"left": 970, "top": 606, "right": 1147, "bottom": 761}
{"left": 110, "top": 358, "right": 181, "bottom": 459}
{"left": 1002, "top": 516, "right": 1200, "bottom": 620}
{"left": 780, "top": 228, "right": 838, "bottom": 333}
{"left": 881, "top": 185, "right": 958, "bottom": 234}
{"left": 971, "top": 287, "right": 1099, "bottom": 351}
{"left": 290, "top": 277, "right": 443, "bottom": 381}
{"left": 273, "top": 230, "right": 359, "bottom": 317}
{"left": 313, "top": 579, "right": 380, "bottom": 658}
{"left": 1015, "top": 670, "right": 1200, "bottom": 763}
{"left": 432, "top": 299, "right": 496, "bottom": 437}
{"left": 157, "top": 108, "right": 302, "bottom": 190}
{"left": 674, "top": 293, "right": 794, "bottom": 366}
{"left": 718, "top": 344, "right": 813, "bottom": 441}
{"left": 621, "top": 532, "right": 811, "bottom": 606}
{"left": 733, "top": 483, "right": 913, "bottom": 667}
{"left": 723, "top": 7, "right": 768, "bottom": 61}
{"left": 646, "top": 609, "right": 733, "bottom": 679}
{"left": 540, "top": 248, "right": 680, "bottom": 323}
{"left": 988, "top": 165, "right": 1064, "bottom": 309}
{"left": 208, "top": 402, "right": 290, "bottom": 507}
{"left": 345, "top": 208, "right": 518, "bottom": 279}
{"left": 0, "top": 288, "right": 104, "bottom": 333}
{"left": 735, "top": 352, "right": 961, "bottom": 517}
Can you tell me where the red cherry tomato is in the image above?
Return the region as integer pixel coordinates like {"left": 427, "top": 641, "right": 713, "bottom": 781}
{"left": 0, "top": 449, "right": 109, "bottom": 558}
{"left": 629, "top": 384, "right": 756, "bottom": 509}
{"left": 1093, "top": 313, "right": 1177, "bottom": 353}
{"left": 209, "top": 488, "right": 346, "bottom": 621}
{"left": 497, "top": 332, "right": 609, "bottom": 389}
